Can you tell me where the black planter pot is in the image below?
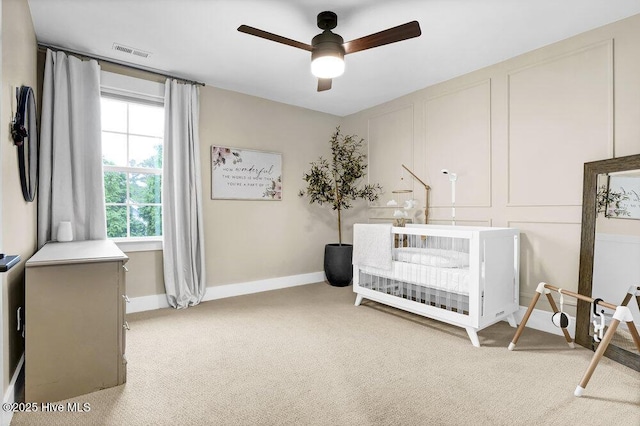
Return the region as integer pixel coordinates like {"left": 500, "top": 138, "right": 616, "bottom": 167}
{"left": 324, "top": 243, "right": 353, "bottom": 287}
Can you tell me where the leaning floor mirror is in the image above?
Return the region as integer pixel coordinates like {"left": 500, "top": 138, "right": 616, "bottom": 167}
{"left": 577, "top": 154, "right": 640, "bottom": 371}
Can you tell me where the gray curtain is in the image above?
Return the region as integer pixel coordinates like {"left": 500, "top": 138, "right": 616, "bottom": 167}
{"left": 38, "top": 49, "right": 106, "bottom": 248}
{"left": 162, "top": 79, "right": 207, "bottom": 308}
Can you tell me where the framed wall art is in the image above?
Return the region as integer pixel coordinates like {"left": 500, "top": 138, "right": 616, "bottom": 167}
{"left": 211, "top": 146, "right": 282, "bottom": 200}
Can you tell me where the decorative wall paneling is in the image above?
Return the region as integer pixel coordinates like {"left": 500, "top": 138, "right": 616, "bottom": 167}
{"left": 367, "top": 105, "right": 416, "bottom": 221}
{"left": 507, "top": 40, "right": 614, "bottom": 207}
{"left": 428, "top": 219, "right": 492, "bottom": 227}
{"left": 425, "top": 79, "right": 492, "bottom": 210}
{"left": 347, "top": 15, "right": 640, "bottom": 323}
{"left": 509, "top": 221, "right": 582, "bottom": 309}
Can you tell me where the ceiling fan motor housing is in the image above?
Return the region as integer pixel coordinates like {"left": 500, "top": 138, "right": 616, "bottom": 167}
{"left": 313, "top": 11, "right": 344, "bottom": 63}
{"left": 311, "top": 31, "right": 345, "bottom": 60}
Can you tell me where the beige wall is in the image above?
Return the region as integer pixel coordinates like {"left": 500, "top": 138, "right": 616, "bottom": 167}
{"left": 342, "top": 14, "right": 640, "bottom": 315}
{"left": 125, "top": 251, "right": 165, "bottom": 298}
{"left": 126, "top": 86, "right": 345, "bottom": 297}
{"left": 1, "top": 0, "right": 37, "bottom": 393}
{"left": 200, "top": 87, "right": 349, "bottom": 285}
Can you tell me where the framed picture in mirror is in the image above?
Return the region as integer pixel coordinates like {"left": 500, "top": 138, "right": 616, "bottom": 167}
{"left": 603, "top": 174, "right": 640, "bottom": 219}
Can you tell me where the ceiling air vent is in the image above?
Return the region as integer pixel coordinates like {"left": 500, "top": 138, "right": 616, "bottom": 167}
{"left": 112, "top": 43, "right": 151, "bottom": 59}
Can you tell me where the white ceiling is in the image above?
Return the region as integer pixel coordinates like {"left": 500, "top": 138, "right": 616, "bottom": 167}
{"left": 27, "top": 0, "right": 640, "bottom": 117}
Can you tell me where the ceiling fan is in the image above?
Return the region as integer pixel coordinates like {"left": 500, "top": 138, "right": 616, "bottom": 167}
{"left": 238, "top": 11, "right": 421, "bottom": 92}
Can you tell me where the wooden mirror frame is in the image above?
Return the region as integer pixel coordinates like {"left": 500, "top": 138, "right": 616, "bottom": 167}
{"left": 577, "top": 153, "right": 640, "bottom": 370}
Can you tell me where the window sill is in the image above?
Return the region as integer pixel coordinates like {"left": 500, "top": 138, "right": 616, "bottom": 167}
{"left": 112, "top": 238, "right": 163, "bottom": 253}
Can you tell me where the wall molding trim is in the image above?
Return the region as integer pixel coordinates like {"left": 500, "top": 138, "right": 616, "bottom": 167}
{"left": 425, "top": 77, "right": 491, "bottom": 102}
{"left": 505, "top": 39, "right": 614, "bottom": 80}
{"left": 425, "top": 78, "right": 492, "bottom": 209}
{"left": 127, "top": 271, "right": 325, "bottom": 314}
{"left": 507, "top": 220, "right": 582, "bottom": 226}
{"left": 428, "top": 219, "right": 492, "bottom": 227}
{"left": 365, "top": 102, "right": 415, "bottom": 122}
{"left": 127, "top": 293, "right": 171, "bottom": 313}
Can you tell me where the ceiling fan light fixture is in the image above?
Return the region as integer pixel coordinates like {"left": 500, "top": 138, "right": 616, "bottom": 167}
{"left": 311, "top": 54, "right": 344, "bottom": 78}
{"left": 311, "top": 29, "right": 345, "bottom": 79}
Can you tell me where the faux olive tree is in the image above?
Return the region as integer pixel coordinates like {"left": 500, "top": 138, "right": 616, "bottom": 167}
{"left": 299, "top": 127, "right": 382, "bottom": 244}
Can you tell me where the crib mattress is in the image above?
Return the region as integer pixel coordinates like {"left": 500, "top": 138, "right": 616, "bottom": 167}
{"left": 359, "top": 261, "right": 471, "bottom": 295}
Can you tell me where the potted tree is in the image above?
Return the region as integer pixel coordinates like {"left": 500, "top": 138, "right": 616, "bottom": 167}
{"left": 299, "top": 127, "right": 382, "bottom": 286}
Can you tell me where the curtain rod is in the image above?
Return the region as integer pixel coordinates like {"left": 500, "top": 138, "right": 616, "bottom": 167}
{"left": 38, "top": 43, "right": 205, "bottom": 87}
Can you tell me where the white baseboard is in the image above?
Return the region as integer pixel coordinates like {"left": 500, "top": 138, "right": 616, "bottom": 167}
{"left": 2, "top": 354, "right": 25, "bottom": 426}
{"left": 202, "top": 272, "right": 325, "bottom": 302}
{"left": 127, "top": 293, "right": 171, "bottom": 313}
{"left": 127, "top": 271, "right": 325, "bottom": 314}
{"left": 513, "top": 306, "right": 576, "bottom": 337}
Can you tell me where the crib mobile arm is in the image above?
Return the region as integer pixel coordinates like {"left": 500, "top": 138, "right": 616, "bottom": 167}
{"left": 401, "top": 164, "right": 430, "bottom": 223}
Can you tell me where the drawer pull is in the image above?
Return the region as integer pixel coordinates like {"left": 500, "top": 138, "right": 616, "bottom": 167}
{"left": 123, "top": 265, "right": 129, "bottom": 272}
{"left": 122, "top": 294, "right": 131, "bottom": 303}
{"left": 123, "top": 321, "right": 130, "bottom": 331}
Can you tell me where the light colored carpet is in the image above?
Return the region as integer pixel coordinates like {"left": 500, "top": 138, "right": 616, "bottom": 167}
{"left": 611, "top": 328, "right": 640, "bottom": 355}
{"left": 12, "top": 283, "right": 640, "bottom": 425}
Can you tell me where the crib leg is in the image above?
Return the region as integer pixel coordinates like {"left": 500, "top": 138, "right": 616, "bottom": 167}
{"left": 506, "top": 313, "right": 517, "bottom": 328}
{"left": 354, "top": 294, "right": 364, "bottom": 307}
{"left": 466, "top": 328, "right": 480, "bottom": 348}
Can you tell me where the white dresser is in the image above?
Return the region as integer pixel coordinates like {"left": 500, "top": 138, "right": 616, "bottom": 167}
{"left": 25, "top": 240, "right": 129, "bottom": 402}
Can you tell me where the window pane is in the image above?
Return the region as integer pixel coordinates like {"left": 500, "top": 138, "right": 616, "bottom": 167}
{"left": 102, "top": 132, "right": 127, "bottom": 166}
{"left": 101, "top": 98, "right": 127, "bottom": 133}
{"left": 104, "top": 171, "right": 127, "bottom": 203}
{"left": 106, "top": 205, "right": 127, "bottom": 238}
{"left": 130, "top": 205, "right": 162, "bottom": 237}
{"left": 129, "top": 173, "right": 161, "bottom": 204}
{"left": 101, "top": 95, "right": 164, "bottom": 240}
{"left": 129, "top": 135, "right": 162, "bottom": 168}
{"left": 129, "top": 103, "right": 164, "bottom": 137}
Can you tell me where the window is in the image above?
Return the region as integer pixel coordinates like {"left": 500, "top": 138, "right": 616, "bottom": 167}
{"left": 101, "top": 96, "right": 164, "bottom": 239}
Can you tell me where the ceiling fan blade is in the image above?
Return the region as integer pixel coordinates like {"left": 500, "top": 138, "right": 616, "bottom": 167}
{"left": 237, "top": 25, "right": 313, "bottom": 52}
{"left": 343, "top": 21, "right": 421, "bottom": 55}
{"left": 317, "top": 78, "right": 332, "bottom": 92}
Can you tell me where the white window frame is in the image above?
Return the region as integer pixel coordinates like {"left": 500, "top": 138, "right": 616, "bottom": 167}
{"left": 101, "top": 71, "right": 165, "bottom": 252}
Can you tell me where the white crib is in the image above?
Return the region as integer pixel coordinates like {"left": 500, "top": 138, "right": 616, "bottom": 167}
{"left": 353, "top": 224, "right": 520, "bottom": 347}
